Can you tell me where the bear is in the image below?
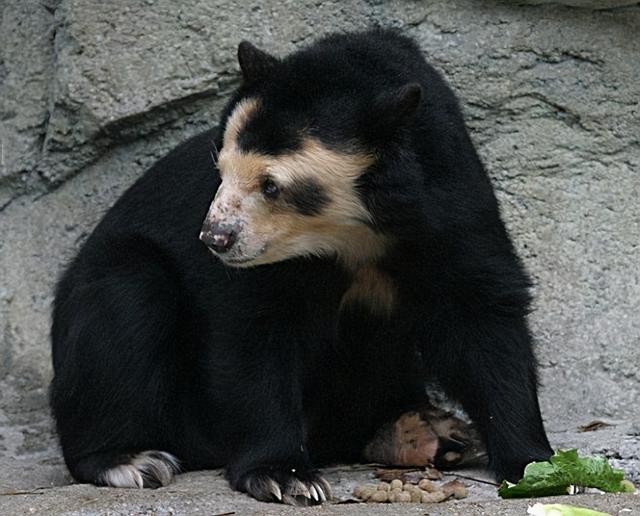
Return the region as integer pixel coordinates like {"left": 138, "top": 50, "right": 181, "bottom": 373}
{"left": 50, "top": 29, "right": 553, "bottom": 505}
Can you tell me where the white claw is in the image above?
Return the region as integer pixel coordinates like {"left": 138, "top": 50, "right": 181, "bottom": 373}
{"left": 318, "top": 478, "right": 332, "bottom": 501}
{"left": 282, "top": 494, "right": 298, "bottom": 506}
{"left": 269, "top": 480, "right": 283, "bottom": 501}
{"left": 299, "top": 482, "right": 311, "bottom": 499}
{"left": 309, "top": 484, "right": 319, "bottom": 502}
{"left": 288, "top": 479, "right": 311, "bottom": 499}
{"left": 314, "top": 482, "right": 326, "bottom": 502}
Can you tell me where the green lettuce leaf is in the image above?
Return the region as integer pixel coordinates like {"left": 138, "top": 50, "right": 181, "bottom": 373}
{"left": 498, "top": 449, "right": 636, "bottom": 498}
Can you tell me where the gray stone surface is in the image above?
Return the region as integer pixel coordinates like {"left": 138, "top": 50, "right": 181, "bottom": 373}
{"left": 522, "top": 1, "right": 639, "bottom": 8}
{"left": 1, "top": 472, "right": 639, "bottom": 516}
{"left": 2, "top": 474, "right": 639, "bottom": 516}
{"left": 0, "top": 0, "right": 638, "bottom": 513}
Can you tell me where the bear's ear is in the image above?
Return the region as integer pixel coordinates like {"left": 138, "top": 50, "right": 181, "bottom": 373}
{"left": 373, "top": 83, "right": 422, "bottom": 127}
{"left": 237, "top": 41, "right": 279, "bottom": 84}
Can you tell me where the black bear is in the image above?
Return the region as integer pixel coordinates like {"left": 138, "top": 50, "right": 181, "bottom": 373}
{"left": 50, "top": 29, "right": 553, "bottom": 505}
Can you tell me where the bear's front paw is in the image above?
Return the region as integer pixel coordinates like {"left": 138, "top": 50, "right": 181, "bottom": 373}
{"left": 237, "top": 466, "right": 331, "bottom": 506}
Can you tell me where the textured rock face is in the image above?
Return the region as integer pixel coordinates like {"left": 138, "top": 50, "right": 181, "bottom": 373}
{"left": 0, "top": 0, "right": 638, "bottom": 487}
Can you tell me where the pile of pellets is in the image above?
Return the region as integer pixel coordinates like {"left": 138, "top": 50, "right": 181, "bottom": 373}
{"left": 353, "top": 478, "right": 467, "bottom": 504}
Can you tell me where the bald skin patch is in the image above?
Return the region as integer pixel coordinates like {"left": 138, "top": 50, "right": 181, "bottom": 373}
{"left": 205, "top": 98, "right": 387, "bottom": 268}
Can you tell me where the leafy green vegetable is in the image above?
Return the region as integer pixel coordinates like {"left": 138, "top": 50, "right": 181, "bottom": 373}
{"left": 527, "top": 503, "right": 612, "bottom": 516}
{"left": 498, "top": 449, "right": 636, "bottom": 498}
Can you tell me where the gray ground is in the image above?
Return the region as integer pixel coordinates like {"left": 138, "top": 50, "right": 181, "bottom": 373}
{"left": 1, "top": 421, "right": 640, "bottom": 514}
{"left": 1, "top": 0, "right": 639, "bottom": 514}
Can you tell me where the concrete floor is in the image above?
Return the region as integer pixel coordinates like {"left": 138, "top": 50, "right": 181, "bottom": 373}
{"left": 1, "top": 412, "right": 638, "bottom": 516}
{"left": 1, "top": 468, "right": 638, "bottom": 516}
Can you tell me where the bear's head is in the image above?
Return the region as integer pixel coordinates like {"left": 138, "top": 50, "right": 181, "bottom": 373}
{"left": 200, "top": 40, "right": 423, "bottom": 268}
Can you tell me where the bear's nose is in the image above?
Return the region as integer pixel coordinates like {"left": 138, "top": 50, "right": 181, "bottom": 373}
{"left": 200, "top": 223, "right": 237, "bottom": 253}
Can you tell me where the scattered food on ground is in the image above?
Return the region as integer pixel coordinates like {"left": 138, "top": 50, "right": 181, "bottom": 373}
{"left": 353, "top": 473, "right": 467, "bottom": 504}
{"left": 374, "top": 466, "right": 442, "bottom": 483}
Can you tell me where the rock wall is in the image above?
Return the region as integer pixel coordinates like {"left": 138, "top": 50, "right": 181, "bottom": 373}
{"left": 1, "top": 0, "right": 639, "bottom": 467}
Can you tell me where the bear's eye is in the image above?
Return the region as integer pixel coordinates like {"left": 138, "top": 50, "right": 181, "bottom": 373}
{"left": 261, "top": 177, "right": 280, "bottom": 199}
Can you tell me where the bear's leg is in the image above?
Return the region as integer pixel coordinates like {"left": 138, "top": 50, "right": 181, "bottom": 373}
{"left": 421, "top": 313, "right": 553, "bottom": 483}
{"left": 306, "top": 307, "right": 483, "bottom": 470}
{"left": 51, "top": 244, "right": 185, "bottom": 488}
{"left": 305, "top": 305, "right": 432, "bottom": 467}
{"left": 221, "top": 329, "right": 331, "bottom": 506}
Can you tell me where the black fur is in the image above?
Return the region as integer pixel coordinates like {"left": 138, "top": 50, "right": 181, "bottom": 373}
{"left": 284, "top": 178, "right": 330, "bottom": 216}
{"left": 237, "top": 112, "right": 304, "bottom": 155}
{"left": 50, "top": 29, "right": 552, "bottom": 501}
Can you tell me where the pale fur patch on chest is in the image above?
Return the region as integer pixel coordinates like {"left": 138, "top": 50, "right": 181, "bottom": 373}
{"left": 340, "top": 264, "right": 396, "bottom": 316}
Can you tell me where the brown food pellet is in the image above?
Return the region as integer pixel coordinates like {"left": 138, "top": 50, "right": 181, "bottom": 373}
{"left": 441, "top": 479, "right": 468, "bottom": 499}
{"left": 364, "top": 489, "right": 377, "bottom": 500}
{"left": 353, "top": 485, "right": 366, "bottom": 498}
{"left": 396, "top": 491, "right": 412, "bottom": 503}
{"left": 418, "top": 478, "right": 438, "bottom": 492}
{"left": 370, "top": 490, "right": 389, "bottom": 503}
{"left": 421, "top": 490, "right": 448, "bottom": 503}
{"left": 390, "top": 479, "right": 403, "bottom": 490}
{"left": 353, "top": 484, "right": 376, "bottom": 500}
{"left": 377, "top": 481, "right": 390, "bottom": 491}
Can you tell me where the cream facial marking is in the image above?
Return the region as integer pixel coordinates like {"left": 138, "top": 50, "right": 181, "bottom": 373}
{"left": 201, "top": 97, "right": 388, "bottom": 268}
{"left": 222, "top": 97, "right": 262, "bottom": 151}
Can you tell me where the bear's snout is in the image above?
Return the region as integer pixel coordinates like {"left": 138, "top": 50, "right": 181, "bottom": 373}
{"left": 200, "top": 221, "right": 238, "bottom": 254}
